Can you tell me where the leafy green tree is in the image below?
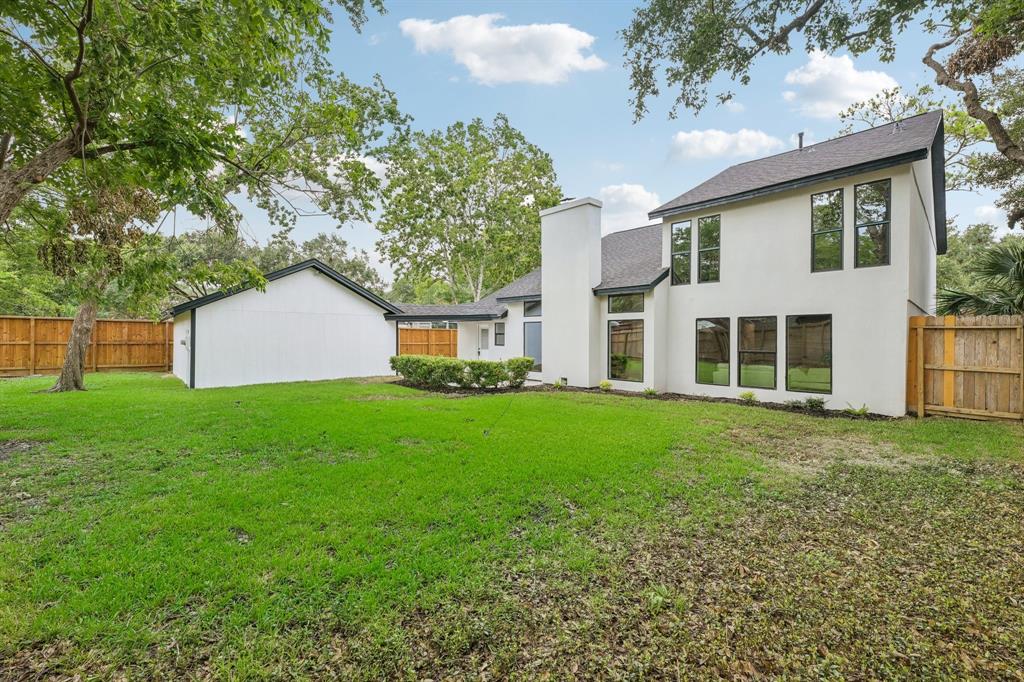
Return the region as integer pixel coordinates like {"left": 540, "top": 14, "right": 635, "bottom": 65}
{"left": 387, "top": 271, "right": 464, "bottom": 305}
{"left": 0, "top": 229, "right": 72, "bottom": 316}
{"left": 621, "top": 1, "right": 1024, "bottom": 223}
{"left": 0, "top": 0, "right": 397, "bottom": 229}
{"left": 937, "top": 222, "right": 1023, "bottom": 291}
{"left": 377, "top": 114, "right": 561, "bottom": 303}
{"left": 937, "top": 240, "right": 1024, "bottom": 314}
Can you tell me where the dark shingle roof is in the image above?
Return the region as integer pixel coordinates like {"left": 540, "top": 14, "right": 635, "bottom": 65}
{"left": 594, "top": 224, "right": 667, "bottom": 294}
{"left": 650, "top": 111, "right": 944, "bottom": 219}
{"left": 493, "top": 268, "right": 542, "bottom": 301}
{"left": 385, "top": 298, "right": 507, "bottom": 321}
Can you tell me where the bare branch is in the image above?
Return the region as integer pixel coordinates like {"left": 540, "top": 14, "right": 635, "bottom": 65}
{"left": 923, "top": 34, "right": 1024, "bottom": 164}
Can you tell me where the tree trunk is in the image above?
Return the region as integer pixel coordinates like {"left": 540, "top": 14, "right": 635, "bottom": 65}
{"left": 49, "top": 300, "right": 98, "bottom": 392}
{"left": 0, "top": 134, "right": 79, "bottom": 227}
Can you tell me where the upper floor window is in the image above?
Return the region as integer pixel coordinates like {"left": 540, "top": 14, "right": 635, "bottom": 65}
{"left": 494, "top": 322, "right": 505, "bottom": 346}
{"left": 698, "top": 215, "right": 721, "bottom": 282}
{"left": 811, "top": 189, "right": 843, "bottom": 272}
{"left": 670, "top": 220, "right": 691, "bottom": 285}
{"left": 855, "top": 179, "right": 891, "bottom": 267}
{"left": 524, "top": 300, "right": 542, "bottom": 317}
{"left": 609, "top": 293, "right": 644, "bottom": 314}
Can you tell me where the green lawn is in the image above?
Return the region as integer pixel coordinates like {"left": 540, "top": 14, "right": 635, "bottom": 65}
{"left": 1, "top": 373, "right": 1022, "bottom": 678}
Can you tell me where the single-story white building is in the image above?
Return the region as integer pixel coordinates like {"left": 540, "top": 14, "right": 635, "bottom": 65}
{"left": 172, "top": 111, "right": 945, "bottom": 416}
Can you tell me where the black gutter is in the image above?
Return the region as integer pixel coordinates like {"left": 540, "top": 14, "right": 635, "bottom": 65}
{"left": 593, "top": 269, "right": 670, "bottom": 296}
{"left": 494, "top": 294, "right": 541, "bottom": 303}
{"left": 930, "top": 118, "right": 947, "bottom": 255}
{"left": 171, "top": 259, "right": 401, "bottom": 316}
{"left": 383, "top": 312, "right": 508, "bottom": 322}
{"left": 648, "top": 149, "right": 929, "bottom": 220}
{"left": 189, "top": 310, "right": 196, "bottom": 389}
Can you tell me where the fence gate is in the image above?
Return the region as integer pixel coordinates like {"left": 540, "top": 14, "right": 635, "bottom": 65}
{"left": 907, "top": 315, "right": 1023, "bottom": 421}
{"left": 0, "top": 315, "right": 174, "bottom": 377}
{"left": 397, "top": 327, "right": 458, "bottom": 357}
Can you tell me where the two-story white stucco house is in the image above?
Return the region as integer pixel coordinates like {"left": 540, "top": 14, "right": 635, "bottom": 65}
{"left": 173, "top": 111, "right": 944, "bottom": 416}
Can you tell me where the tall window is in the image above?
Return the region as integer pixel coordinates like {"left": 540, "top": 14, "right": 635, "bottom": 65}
{"left": 696, "top": 317, "right": 729, "bottom": 385}
{"left": 738, "top": 317, "right": 777, "bottom": 389}
{"left": 494, "top": 322, "right": 505, "bottom": 346}
{"left": 609, "top": 293, "right": 644, "bottom": 313}
{"left": 479, "top": 327, "right": 489, "bottom": 350}
{"left": 698, "top": 215, "right": 721, "bottom": 282}
{"left": 524, "top": 321, "right": 542, "bottom": 371}
{"left": 786, "top": 315, "right": 832, "bottom": 394}
{"left": 524, "top": 300, "right": 542, "bottom": 317}
{"left": 811, "top": 189, "right": 843, "bottom": 272}
{"left": 855, "top": 179, "right": 890, "bottom": 267}
{"left": 609, "top": 319, "right": 643, "bottom": 382}
{"left": 671, "top": 220, "right": 691, "bottom": 285}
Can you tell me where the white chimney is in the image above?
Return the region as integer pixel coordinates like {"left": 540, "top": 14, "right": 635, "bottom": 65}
{"left": 539, "top": 197, "right": 603, "bottom": 387}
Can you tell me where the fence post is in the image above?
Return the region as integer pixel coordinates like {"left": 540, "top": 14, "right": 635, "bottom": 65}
{"left": 164, "top": 322, "right": 170, "bottom": 371}
{"left": 916, "top": 322, "right": 925, "bottom": 419}
{"left": 943, "top": 316, "right": 955, "bottom": 408}
{"left": 28, "top": 317, "right": 36, "bottom": 375}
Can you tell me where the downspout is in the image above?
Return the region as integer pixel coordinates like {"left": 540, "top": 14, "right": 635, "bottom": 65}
{"left": 189, "top": 310, "right": 196, "bottom": 389}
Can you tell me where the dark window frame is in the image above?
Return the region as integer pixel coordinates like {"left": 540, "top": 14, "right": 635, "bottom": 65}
{"left": 785, "top": 314, "right": 833, "bottom": 395}
{"left": 494, "top": 322, "right": 505, "bottom": 346}
{"left": 737, "top": 316, "right": 777, "bottom": 390}
{"left": 608, "top": 293, "right": 644, "bottom": 314}
{"left": 608, "top": 319, "right": 644, "bottom": 383}
{"left": 524, "top": 299, "right": 542, "bottom": 317}
{"left": 697, "top": 215, "right": 721, "bottom": 283}
{"left": 695, "top": 317, "right": 730, "bottom": 386}
{"left": 810, "top": 189, "right": 843, "bottom": 273}
{"left": 854, "top": 179, "right": 891, "bottom": 268}
{"left": 523, "top": 321, "right": 542, "bottom": 372}
{"left": 670, "top": 219, "right": 692, "bottom": 286}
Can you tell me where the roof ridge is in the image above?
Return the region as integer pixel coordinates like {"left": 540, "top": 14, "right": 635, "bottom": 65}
{"left": 602, "top": 223, "right": 661, "bottom": 237}
{"left": 724, "top": 109, "right": 942, "bottom": 171}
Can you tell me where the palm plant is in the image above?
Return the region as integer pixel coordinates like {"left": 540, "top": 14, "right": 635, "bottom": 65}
{"left": 936, "top": 241, "right": 1024, "bottom": 315}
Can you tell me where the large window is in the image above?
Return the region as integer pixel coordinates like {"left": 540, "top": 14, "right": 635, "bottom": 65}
{"left": 786, "top": 315, "right": 832, "bottom": 394}
{"left": 696, "top": 317, "right": 729, "bottom": 385}
{"left": 524, "top": 321, "right": 542, "bottom": 371}
{"left": 855, "top": 179, "right": 890, "bottom": 267}
{"left": 671, "top": 220, "right": 691, "bottom": 285}
{"left": 698, "top": 215, "right": 721, "bottom": 282}
{"left": 479, "top": 327, "right": 489, "bottom": 350}
{"left": 811, "top": 189, "right": 843, "bottom": 272}
{"left": 609, "top": 293, "right": 644, "bottom": 313}
{"left": 738, "top": 317, "right": 777, "bottom": 389}
{"left": 524, "top": 300, "right": 542, "bottom": 317}
{"left": 609, "top": 319, "right": 643, "bottom": 382}
{"left": 494, "top": 322, "right": 505, "bottom": 346}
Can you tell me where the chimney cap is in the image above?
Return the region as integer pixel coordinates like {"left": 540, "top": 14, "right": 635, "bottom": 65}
{"left": 540, "top": 196, "right": 603, "bottom": 217}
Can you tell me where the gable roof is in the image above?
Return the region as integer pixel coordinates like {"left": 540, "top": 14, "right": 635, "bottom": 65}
{"left": 594, "top": 224, "right": 667, "bottom": 294}
{"left": 649, "top": 111, "right": 946, "bottom": 250}
{"left": 494, "top": 268, "right": 542, "bottom": 302}
{"left": 170, "top": 259, "right": 402, "bottom": 317}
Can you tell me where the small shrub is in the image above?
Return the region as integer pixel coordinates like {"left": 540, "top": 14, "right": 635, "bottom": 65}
{"left": 551, "top": 379, "right": 565, "bottom": 390}
{"left": 599, "top": 380, "right": 612, "bottom": 392}
{"left": 465, "top": 360, "right": 508, "bottom": 389}
{"left": 783, "top": 399, "right": 804, "bottom": 410}
{"left": 803, "top": 397, "right": 827, "bottom": 412}
{"left": 505, "top": 357, "right": 533, "bottom": 388}
{"left": 738, "top": 390, "right": 758, "bottom": 404}
{"left": 643, "top": 387, "right": 657, "bottom": 397}
{"left": 844, "top": 403, "right": 870, "bottom": 418}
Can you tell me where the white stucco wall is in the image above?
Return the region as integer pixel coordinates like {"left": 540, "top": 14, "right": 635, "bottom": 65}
{"left": 173, "top": 268, "right": 395, "bottom": 389}
{"left": 909, "top": 159, "right": 938, "bottom": 314}
{"left": 459, "top": 302, "right": 530, "bottom": 364}
{"left": 172, "top": 310, "right": 191, "bottom": 387}
{"left": 657, "top": 165, "right": 925, "bottom": 416}
{"left": 598, "top": 288, "right": 660, "bottom": 392}
{"left": 540, "top": 198, "right": 603, "bottom": 387}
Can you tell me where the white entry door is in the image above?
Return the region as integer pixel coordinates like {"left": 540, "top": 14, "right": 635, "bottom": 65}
{"left": 478, "top": 326, "right": 490, "bottom": 358}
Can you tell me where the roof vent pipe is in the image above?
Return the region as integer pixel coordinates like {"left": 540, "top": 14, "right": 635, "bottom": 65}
{"left": 797, "top": 132, "right": 804, "bottom": 149}
{"left": 560, "top": 196, "right": 576, "bottom": 203}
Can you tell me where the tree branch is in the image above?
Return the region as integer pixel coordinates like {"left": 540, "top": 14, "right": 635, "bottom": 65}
{"left": 64, "top": 0, "right": 95, "bottom": 142}
{"left": 923, "top": 34, "right": 1024, "bottom": 164}
{"left": 81, "top": 140, "right": 155, "bottom": 158}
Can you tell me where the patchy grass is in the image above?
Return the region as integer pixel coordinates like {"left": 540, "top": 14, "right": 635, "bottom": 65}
{"left": 0, "top": 373, "right": 1022, "bottom": 678}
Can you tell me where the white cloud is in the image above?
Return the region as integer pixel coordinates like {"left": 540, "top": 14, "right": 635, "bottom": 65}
{"left": 974, "top": 204, "right": 1004, "bottom": 224}
{"left": 598, "top": 184, "right": 660, "bottom": 234}
{"left": 782, "top": 51, "right": 898, "bottom": 119}
{"left": 724, "top": 100, "right": 745, "bottom": 113}
{"left": 670, "top": 129, "right": 784, "bottom": 160}
{"left": 368, "top": 33, "right": 382, "bottom": 46}
{"left": 399, "top": 13, "right": 606, "bottom": 85}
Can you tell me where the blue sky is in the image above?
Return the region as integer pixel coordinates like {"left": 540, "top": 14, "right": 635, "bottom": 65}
{"left": 217, "top": 0, "right": 1005, "bottom": 281}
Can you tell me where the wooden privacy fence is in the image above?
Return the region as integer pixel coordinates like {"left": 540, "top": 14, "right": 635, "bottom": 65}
{"left": 0, "top": 315, "right": 173, "bottom": 377}
{"left": 907, "top": 315, "right": 1023, "bottom": 421}
{"left": 397, "top": 327, "right": 458, "bottom": 357}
